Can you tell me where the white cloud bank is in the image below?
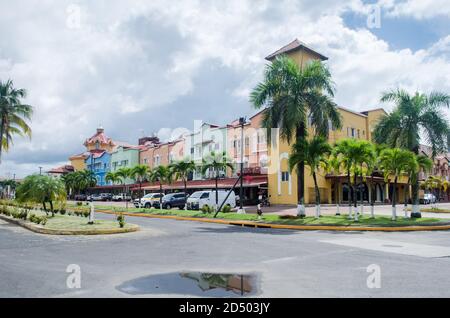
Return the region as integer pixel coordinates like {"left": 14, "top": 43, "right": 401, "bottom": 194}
{"left": 0, "top": 0, "right": 449, "bottom": 177}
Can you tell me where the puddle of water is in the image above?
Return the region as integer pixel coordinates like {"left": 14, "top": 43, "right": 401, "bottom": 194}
{"left": 116, "top": 272, "right": 259, "bottom": 297}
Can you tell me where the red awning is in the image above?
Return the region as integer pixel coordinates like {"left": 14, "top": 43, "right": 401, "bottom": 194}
{"left": 130, "top": 175, "right": 268, "bottom": 192}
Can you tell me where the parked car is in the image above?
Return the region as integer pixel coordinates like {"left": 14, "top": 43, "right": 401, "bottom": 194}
{"left": 421, "top": 193, "right": 437, "bottom": 204}
{"left": 74, "top": 194, "right": 87, "bottom": 201}
{"left": 99, "top": 193, "right": 113, "bottom": 201}
{"left": 88, "top": 194, "right": 104, "bottom": 201}
{"left": 153, "top": 192, "right": 187, "bottom": 209}
{"left": 133, "top": 193, "right": 164, "bottom": 208}
{"left": 186, "top": 190, "right": 236, "bottom": 211}
{"left": 112, "top": 193, "right": 132, "bottom": 201}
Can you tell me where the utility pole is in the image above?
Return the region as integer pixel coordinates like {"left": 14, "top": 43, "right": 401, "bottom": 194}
{"left": 39, "top": 167, "right": 43, "bottom": 175}
{"left": 237, "top": 117, "right": 246, "bottom": 214}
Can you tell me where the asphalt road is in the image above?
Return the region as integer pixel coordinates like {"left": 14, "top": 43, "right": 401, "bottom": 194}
{"left": 1, "top": 212, "right": 450, "bottom": 297}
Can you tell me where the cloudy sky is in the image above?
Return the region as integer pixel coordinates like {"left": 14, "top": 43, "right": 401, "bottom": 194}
{"left": 0, "top": 0, "right": 449, "bottom": 178}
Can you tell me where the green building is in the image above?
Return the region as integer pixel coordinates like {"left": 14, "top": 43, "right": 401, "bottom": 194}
{"left": 110, "top": 145, "right": 141, "bottom": 184}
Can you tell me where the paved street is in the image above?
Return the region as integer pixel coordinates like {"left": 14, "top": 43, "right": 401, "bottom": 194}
{"left": 1, "top": 212, "right": 450, "bottom": 297}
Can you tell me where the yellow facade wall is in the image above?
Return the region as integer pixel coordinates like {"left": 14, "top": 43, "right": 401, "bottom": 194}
{"left": 70, "top": 157, "right": 86, "bottom": 171}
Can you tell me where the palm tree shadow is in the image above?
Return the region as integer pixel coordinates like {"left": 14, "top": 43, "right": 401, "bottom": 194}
{"left": 193, "top": 225, "right": 301, "bottom": 235}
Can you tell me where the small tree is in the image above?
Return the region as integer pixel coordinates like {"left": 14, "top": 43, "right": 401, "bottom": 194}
{"left": 170, "top": 158, "right": 196, "bottom": 210}
{"left": 379, "top": 148, "right": 414, "bottom": 220}
{"left": 289, "top": 136, "right": 331, "bottom": 218}
{"left": 201, "top": 151, "right": 234, "bottom": 212}
{"left": 149, "top": 166, "right": 172, "bottom": 210}
{"left": 130, "top": 164, "right": 150, "bottom": 207}
{"left": 16, "top": 175, "right": 66, "bottom": 217}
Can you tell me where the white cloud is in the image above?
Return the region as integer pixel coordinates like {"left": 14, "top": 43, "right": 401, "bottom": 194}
{"left": 0, "top": 0, "right": 449, "bottom": 177}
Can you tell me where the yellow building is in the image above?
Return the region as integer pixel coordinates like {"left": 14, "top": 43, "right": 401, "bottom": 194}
{"left": 266, "top": 39, "right": 408, "bottom": 206}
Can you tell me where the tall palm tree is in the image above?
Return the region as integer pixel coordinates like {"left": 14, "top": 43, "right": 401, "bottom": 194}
{"left": 0, "top": 80, "right": 33, "bottom": 162}
{"left": 170, "top": 158, "right": 196, "bottom": 210}
{"left": 289, "top": 136, "right": 331, "bottom": 218}
{"left": 373, "top": 89, "right": 450, "bottom": 217}
{"left": 201, "top": 151, "right": 234, "bottom": 212}
{"left": 130, "top": 164, "right": 150, "bottom": 207}
{"left": 379, "top": 148, "right": 414, "bottom": 220}
{"left": 250, "top": 55, "right": 342, "bottom": 216}
{"left": 149, "top": 165, "right": 173, "bottom": 210}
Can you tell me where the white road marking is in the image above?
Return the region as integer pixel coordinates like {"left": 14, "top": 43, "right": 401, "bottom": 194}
{"left": 262, "top": 257, "right": 297, "bottom": 264}
{"left": 320, "top": 238, "right": 450, "bottom": 258}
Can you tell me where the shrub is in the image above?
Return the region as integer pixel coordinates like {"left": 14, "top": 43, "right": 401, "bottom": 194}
{"left": 201, "top": 205, "right": 211, "bottom": 213}
{"left": 117, "top": 213, "right": 125, "bottom": 228}
{"left": 83, "top": 210, "right": 90, "bottom": 218}
{"left": 59, "top": 209, "right": 66, "bottom": 215}
{"left": 76, "top": 201, "right": 82, "bottom": 206}
{"left": 40, "top": 216, "right": 48, "bottom": 225}
{"left": 19, "top": 210, "right": 28, "bottom": 220}
{"left": 222, "top": 205, "right": 231, "bottom": 213}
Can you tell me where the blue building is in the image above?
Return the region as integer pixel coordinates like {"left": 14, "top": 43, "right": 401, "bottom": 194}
{"left": 85, "top": 150, "right": 111, "bottom": 186}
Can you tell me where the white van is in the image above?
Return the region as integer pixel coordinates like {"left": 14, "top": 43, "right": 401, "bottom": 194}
{"left": 186, "top": 190, "right": 236, "bottom": 211}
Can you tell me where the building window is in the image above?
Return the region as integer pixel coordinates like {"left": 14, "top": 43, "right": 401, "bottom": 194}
{"left": 281, "top": 171, "right": 289, "bottom": 182}
{"left": 190, "top": 147, "right": 194, "bottom": 155}
{"left": 143, "top": 158, "right": 148, "bottom": 164}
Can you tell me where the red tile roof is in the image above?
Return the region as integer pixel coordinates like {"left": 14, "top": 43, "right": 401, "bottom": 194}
{"left": 83, "top": 128, "right": 115, "bottom": 147}
{"left": 47, "top": 165, "right": 74, "bottom": 174}
{"left": 265, "top": 38, "right": 328, "bottom": 61}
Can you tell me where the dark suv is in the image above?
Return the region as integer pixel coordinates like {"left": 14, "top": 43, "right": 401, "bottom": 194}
{"left": 154, "top": 192, "right": 187, "bottom": 209}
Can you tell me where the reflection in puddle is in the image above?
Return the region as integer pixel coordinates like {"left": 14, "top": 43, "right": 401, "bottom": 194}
{"left": 117, "top": 272, "right": 259, "bottom": 297}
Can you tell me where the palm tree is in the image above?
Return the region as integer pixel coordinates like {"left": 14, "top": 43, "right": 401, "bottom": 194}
{"left": 379, "top": 148, "right": 414, "bottom": 220}
{"left": 149, "top": 165, "right": 173, "bottom": 210}
{"left": 250, "top": 55, "right": 342, "bottom": 216}
{"left": 201, "top": 151, "right": 234, "bottom": 212}
{"left": 74, "top": 170, "right": 97, "bottom": 194}
{"left": 0, "top": 80, "right": 33, "bottom": 162}
{"left": 325, "top": 154, "right": 344, "bottom": 216}
{"left": 403, "top": 155, "right": 432, "bottom": 217}
{"left": 170, "top": 158, "right": 196, "bottom": 210}
{"left": 333, "top": 139, "right": 375, "bottom": 221}
{"left": 16, "top": 174, "right": 66, "bottom": 216}
{"left": 373, "top": 89, "right": 450, "bottom": 216}
{"left": 289, "top": 136, "right": 331, "bottom": 218}
{"left": 105, "top": 171, "right": 121, "bottom": 186}
{"left": 130, "top": 164, "right": 150, "bottom": 207}
{"left": 115, "top": 167, "right": 133, "bottom": 208}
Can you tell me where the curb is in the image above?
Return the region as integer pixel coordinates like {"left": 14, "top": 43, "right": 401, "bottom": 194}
{"left": 97, "top": 210, "right": 450, "bottom": 232}
{"left": 0, "top": 214, "right": 139, "bottom": 235}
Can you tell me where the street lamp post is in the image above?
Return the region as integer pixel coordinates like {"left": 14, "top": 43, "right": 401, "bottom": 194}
{"left": 38, "top": 166, "right": 43, "bottom": 175}
{"left": 237, "top": 117, "right": 246, "bottom": 214}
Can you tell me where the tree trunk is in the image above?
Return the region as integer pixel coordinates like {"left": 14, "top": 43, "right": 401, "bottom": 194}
{"left": 370, "top": 174, "right": 375, "bottom": 218}
{"left": 347, "top": 170, "right": 352, "bottom": 219}
{"left": 215, "top": 175, "right": 219, "bottom": 212}
{"left": 411, "top": 146, "right": 421, "bottom": 217}
{"left": 49, "top": 200, "right": 54, "bottom": 217}
{"left": 139, "top": 180, "right": 142, "bottom": 208}
{"left": 404, "top": 177, "right": 410, "bottom": 218}
{"left": 184, "top": 178, "right": 187, "bottom": 210}
{"left": 159, "top": 182, "right": 163, "bottom": 210}
{"left": 392, "top": 176, "right": 397, "bottom": 220}
{"left": 312, "top": 172, "right": 320, "bottom": 218}
{"left": 335, "top": 180, "right": 340, "bottom": 216}
{"left": 353, "top": 171, "right": 358, "bottom": 221}
{"left": 42, "top": 201, "right": 48, "bottom": 216}
{"left": 0, "top": 117, "right": 5, "bottom": 163}
{"left": 296, "top": 125, "right": 306, "bottom": 217}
